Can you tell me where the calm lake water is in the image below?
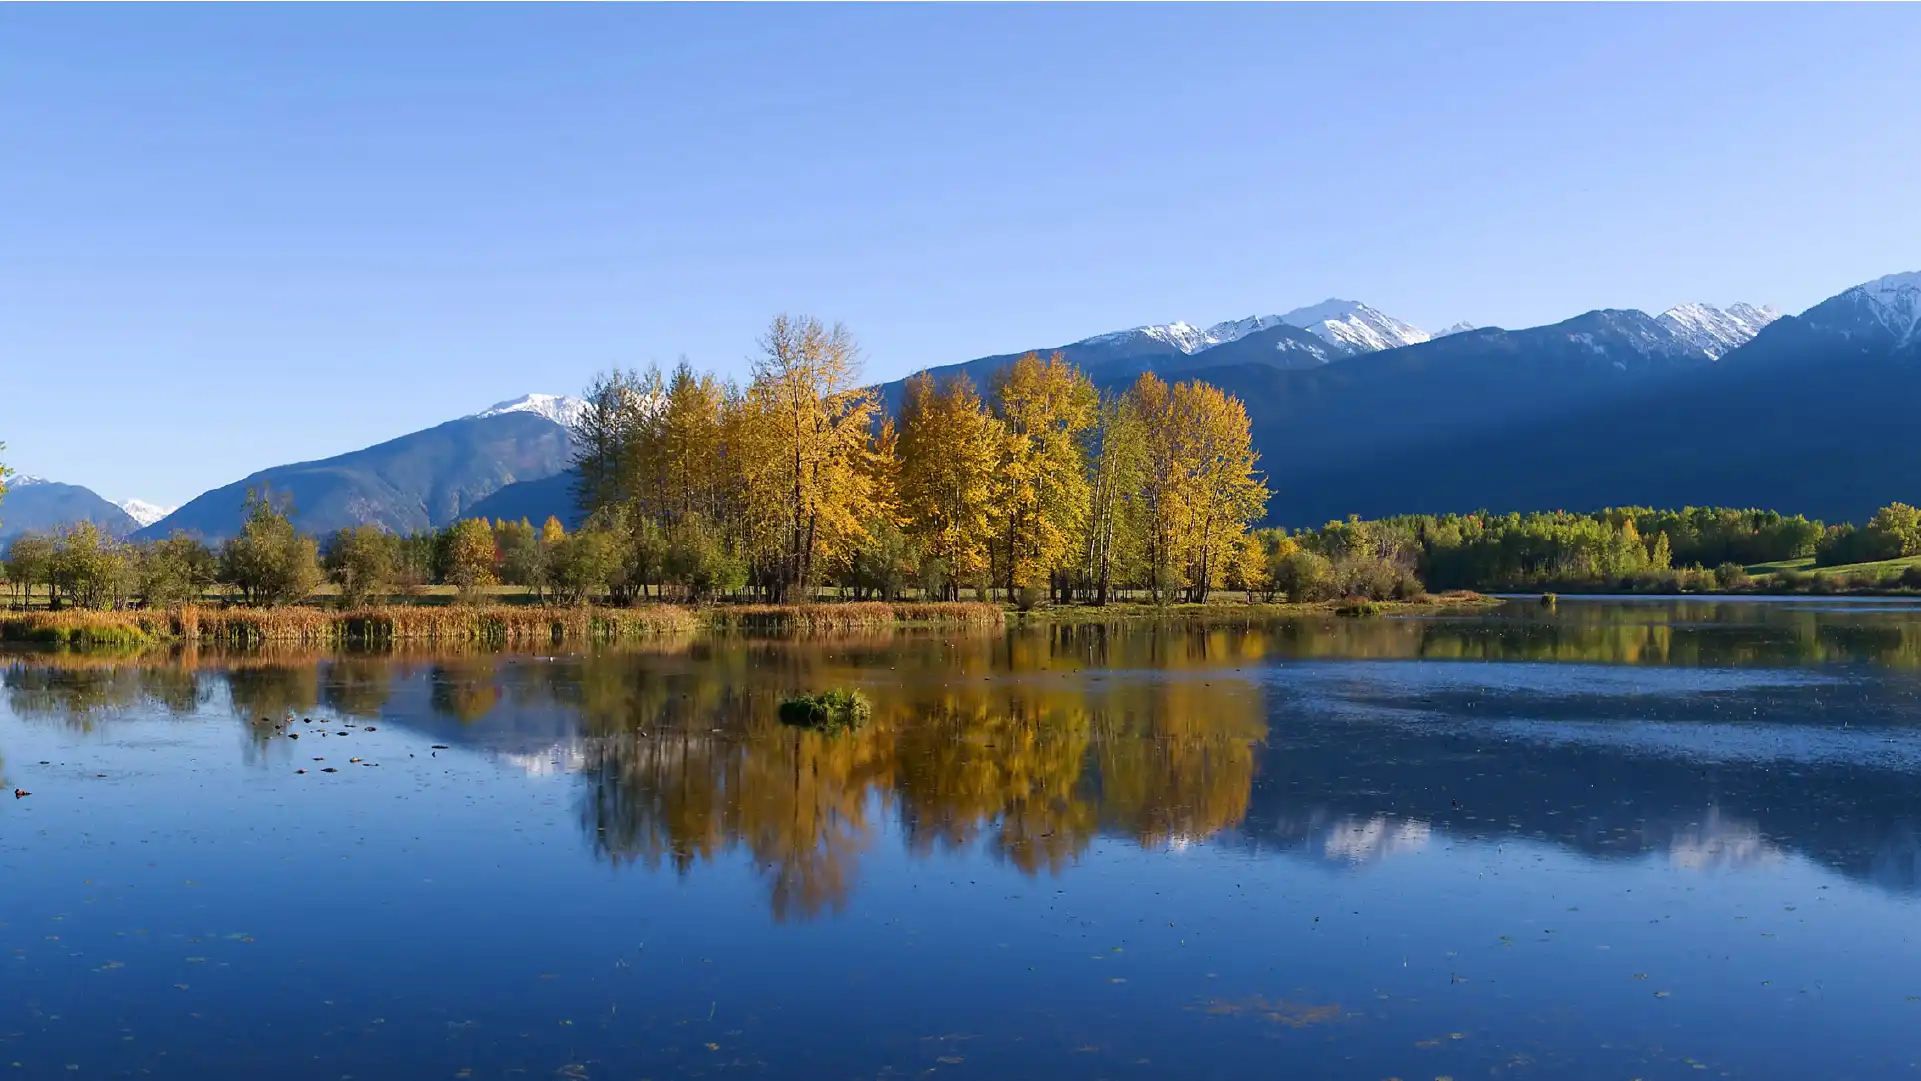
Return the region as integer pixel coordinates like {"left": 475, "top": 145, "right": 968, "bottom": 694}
{"left": 5, "top": 598, "right": 1921, "bottom": 1079}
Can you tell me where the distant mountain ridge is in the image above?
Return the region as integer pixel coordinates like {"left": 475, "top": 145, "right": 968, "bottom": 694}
{"left": 11, "top": 272, "right": 1885, "bottom": 551}
{"left": 1217, "top": 274, "right": 1911, "bottom": 525}
{"left": 0, "top": 477, "right": 139, "bottom": 541}
{"left": 133, "top": 399, "right": 578, "bottom": 541}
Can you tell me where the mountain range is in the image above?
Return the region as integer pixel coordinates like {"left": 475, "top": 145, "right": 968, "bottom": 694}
{"left": 2, "top": 274, "right": 1915, "bottom": 544}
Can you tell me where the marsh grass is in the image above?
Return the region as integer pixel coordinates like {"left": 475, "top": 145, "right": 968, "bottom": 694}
{"left": 698, "top": 602, "right": 1003, "bottom": 632}
{"left": 0, "top": 604, "right": 698, "bottom": 645}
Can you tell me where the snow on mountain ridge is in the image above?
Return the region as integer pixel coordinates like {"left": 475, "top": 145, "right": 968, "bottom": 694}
{"left": 471, "top": 394, "right": 588, "bottom": 429}
{"left": 116, "top": 499, "right": 177, "bottom": 527}
{"left": 1848, "top": 271, "right": 1921, "bottom": 346}
{"left": 1280, "top": 299, "right": 1431, "bottom": 353}
{"left": 1655, "top": 302, "right": 1783, "bottom": 360}
{"left": 1202, "top": 314, "right": 1293, "bottom": 346}
{"left": 1076, "top": 320, "right": 1220, "bottom": 355}
{"left": 1076, "top": 302, "right": 1427, "bottom": 361}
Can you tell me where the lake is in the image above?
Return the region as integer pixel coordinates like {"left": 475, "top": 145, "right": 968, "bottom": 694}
{"left": 5, "top": 598, "right": 1921, "bottom": 1079}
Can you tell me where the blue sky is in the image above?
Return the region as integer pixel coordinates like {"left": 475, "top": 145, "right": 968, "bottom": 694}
{"left": 5, "top": 4, "right": 1921, "bottom": 506}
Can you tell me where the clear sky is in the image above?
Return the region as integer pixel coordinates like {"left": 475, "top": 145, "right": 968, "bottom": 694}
{"left": 5, "top": 4, "right": 1921, "bottom": 506}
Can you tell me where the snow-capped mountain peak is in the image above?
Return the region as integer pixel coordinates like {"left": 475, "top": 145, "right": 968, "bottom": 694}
{"left": 1847, "top": 271, "right": 1921, "bottom": 346}
{"left": 1279, "top": 299, "right": 1430, "bottom": 353}
{"left": 1655, "top": 302, "right": 1783, "bottom": 360}
{"left": 1072, "top": 302, "right": 1428, "bottom": 362}
{"left": 1202, "top": 314, "right": 1292, "bottom": 346}
{"left": 1139, "top": 321, "right": 1213, "bottom": 354}
{"left": 116, "top": 499, "right": 177, "bottom": 527}
{"left": 1435, "top": 321, "right": 1479, "bottom": 338}
{"left": 470, "top": 393, "right": 588, "bottom": 429}
{"left": 1077, "top": 321, "right": 1218, "bottom": 355}
{"left": 10, "top": 474, "right": 51, "bottom": 487}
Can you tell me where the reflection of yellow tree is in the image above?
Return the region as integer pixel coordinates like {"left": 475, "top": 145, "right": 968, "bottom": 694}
{"left": 227, "top": 664, "right": 320, "bottom": 723}
{"left": 429, "top": 660, "right": 500, "bottom": 723}
{"left": 890, "top": 696, "right": 1095, "bottom": 876}
{"left": 737, "top": 718, "right": 893, "bottom": 921}
{"left": 1092, "top": 678, "right": 1265, "bottom": 847}
{"left": 567, "top": 630, "right": 1270, "bottom": 917}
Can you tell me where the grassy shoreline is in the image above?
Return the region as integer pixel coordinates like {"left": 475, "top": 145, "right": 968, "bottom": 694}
{"left": 0, "top": 595, "right": 1501, "bottom": 648}
{"left": 0, "top": 601, "right": 1009, "bottom": 646}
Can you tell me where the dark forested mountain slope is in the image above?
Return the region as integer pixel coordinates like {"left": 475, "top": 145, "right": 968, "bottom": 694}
{"left": 1260, "top": 275, "right": 1921, "bottom": 526}
{"left": 0, "top": 479, "right": 139, "bottom": 541}
{"left": 136, "top": 412, "right": 572, "bottom": 541}
{"left": 463, "top": 469, "right": 585, "bottom": 530}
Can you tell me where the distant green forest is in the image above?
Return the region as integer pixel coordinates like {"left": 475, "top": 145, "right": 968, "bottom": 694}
{"left": 1264, "top": 504, "right": 1921, "bottom": 598}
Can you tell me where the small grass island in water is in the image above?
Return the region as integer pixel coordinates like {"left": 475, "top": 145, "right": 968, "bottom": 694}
{"left": 778, "top": 689, "right": 873, "bottom": 731}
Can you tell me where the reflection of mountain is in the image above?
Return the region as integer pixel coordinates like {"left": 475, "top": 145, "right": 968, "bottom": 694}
{"left": 1238, "top": 652, "right": 1921, "bottom": 895}
{"left": 8, "top": 601, "right": 1921, "bottom": 908}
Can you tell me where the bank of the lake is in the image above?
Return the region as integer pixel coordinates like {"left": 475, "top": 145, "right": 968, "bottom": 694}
{"left": 0, "top": 593, "right": 1499, "bottom": 646}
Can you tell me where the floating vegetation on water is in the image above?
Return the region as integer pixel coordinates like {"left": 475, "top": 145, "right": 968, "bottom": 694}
{"left": 778, "top": 689, "right": 872, "bottom": 731}
{"left": 1540, "top": 592, "right": 1558, "bottom": 608}
{"left": 1200, "top": 996, "right": 1345, "bottom": 1028}
{"left": 1334, "top": 600, "right": 1382, "bottom": 618}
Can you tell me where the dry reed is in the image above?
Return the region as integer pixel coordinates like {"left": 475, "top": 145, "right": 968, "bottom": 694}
{"left": 696, "top": 601, "right": 1003, "bottom": 632}
{"left": 0, "top": 604, "right": 698, "bottom": 646}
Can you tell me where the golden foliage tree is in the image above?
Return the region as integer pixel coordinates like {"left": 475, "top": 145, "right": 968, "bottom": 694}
{"left": 738, "top": 314, "right": 880, "bottom": 600}
{"left": 896, "top": 372, "right": 1000, "bottom": 598}
{"left": 1124, "top": 373, "right": 1268, "bottom": 602}
{"left": 990, "top": 352, "right": 1097, "bottom": 598}
{"left": 445, "top": 518, "right": 499, "bottom": 601}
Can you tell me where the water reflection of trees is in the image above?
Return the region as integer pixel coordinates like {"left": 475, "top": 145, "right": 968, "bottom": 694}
{"left": 566, "top": 633, "right": 1268, "bottom": 920}
{"left": 9, "top": 602, "right": 1921, "bottom": 910}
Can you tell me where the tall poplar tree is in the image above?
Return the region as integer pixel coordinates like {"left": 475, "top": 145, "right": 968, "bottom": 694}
{"left": 990, "top": 352, "right": 1096, "bottom": 599}
{"left": 738, "top": 314, "right": 880, "bottom": 601}
{"left": 896, "top": 372, "right": 999, "bottom": 598}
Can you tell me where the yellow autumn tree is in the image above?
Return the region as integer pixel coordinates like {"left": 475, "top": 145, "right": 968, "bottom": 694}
{"left": 1079, "top": 390, "right": 1147, "bottom": 605}
{"left": 737, "top": 314, "right": 880, "bottom": 601}
{"left": 655, "top": 361, "right": 731, "bottom": 523}
{"left": 1125, "top": 373, "right": 1269, "bottom": 602}
{"left": 990, "top": 352, "right": 1097, "bottom": 600}
{"left": 1172, "top": 379, "right": 1268, "bottom": 601}
{"left": 445, "top": 518, "right": 499, "bottom": 602}
{"left": 896, "top": 371, "right": 1000, "bottom": 599}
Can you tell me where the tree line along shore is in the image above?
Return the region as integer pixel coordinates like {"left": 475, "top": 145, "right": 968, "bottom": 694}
{"left": 2, "top": 315, "right": 1918, "bottom": 643}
